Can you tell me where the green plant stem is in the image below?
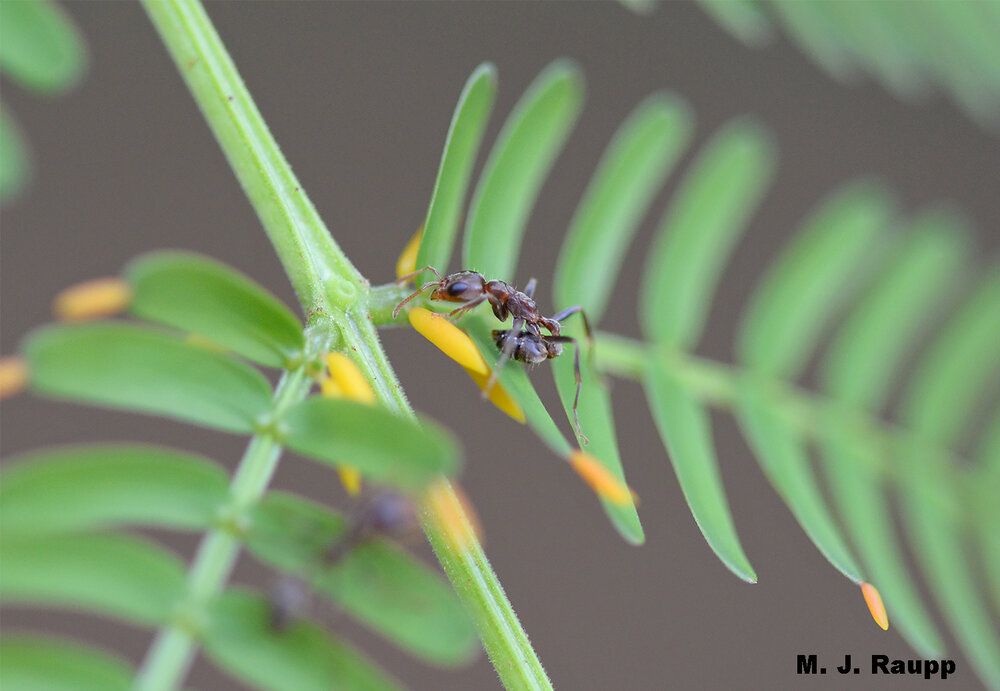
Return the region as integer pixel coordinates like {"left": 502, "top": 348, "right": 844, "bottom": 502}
{"left": 142, "top": 2, "right": 552, "bottom": 689}
{"left": 135, "top": 365, "right": 314, "bottom": 691}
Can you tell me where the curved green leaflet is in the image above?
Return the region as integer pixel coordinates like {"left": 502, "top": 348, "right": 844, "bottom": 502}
{"left": 247, "top": 493, "right": 477, "bottom": 666}
{"left": 282, "top": 397, "right": 459, "bottom": 489}
{"left": 415, "top": 62, "right": 497, "bottom": 283}
{"left": 899, "top": 267, "right": 1000, "bottom": 444}
{"left": 644, "top": 356, "right": 756, "bottom": 582}
{"left": 465, "top": 312, "right": 572, "bottom": 457}
{"left": 0, "top": 107, "right": 29, "bottom": 202}
{"left": 697, "top": 0, "right": 773, "bottom": 47}
{"left": 202, "top": 589, "right": 402, "bottom": 691}
{"left": 737, "top": 181, "right": 894, "bottom": 379}
{"left": 463, "top": 59, "right": 584, "bottom": 281}
{"left": 0, "top": 635, "right": 132, "bottom": 691}
{"left": 641, "top": 118, "right": 775, "bottom": 349}
{"left": 0, "top": 0, "right": 85, "bottom": 93}
{"left": 127, "top": 251, "right": 305, "bottom": 368}
{"left": 23, "top": 322, "right": 274, "bottom": 434}
{"left": 821, "top": 211, "right": 969, "bottom": 410}
{"left": 551, "top": 322, "right": 643, "bottom": 544}
{"left": 0, "top": 533, "right": 186, "bottom": 625}
{"left": 768, "top": 0, "right": 857, "bottom": 81}
{"left": 735, "top": 378, "right": 864, "bottom": 582}
{"left": 555, "top": 92, "right": 693, "bottom": 322}
{"left": 900, "top": 454, "right": 1000, "bottom": 689}
{"left": 0, "top": 444, "right": 229, "bottom": 535}
{"left": 975, "top": 412, "right": 1000, "bottom": 612}
{"left": 819, "top": 424, "right": 944, "bottom": 656}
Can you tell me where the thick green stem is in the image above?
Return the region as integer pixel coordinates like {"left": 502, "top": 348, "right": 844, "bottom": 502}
{"left": 141, "top": 2, "right": 552, "bottom": 689}
{"left": 135, "top": 365, "right": 314, "bottom": 691}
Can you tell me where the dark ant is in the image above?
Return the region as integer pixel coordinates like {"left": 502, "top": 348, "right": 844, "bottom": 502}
{"left": 269, "top": 492, "right": 418, "bottom": 631}
{"left": 394, "top": 267, "right": 591, "bottom": 442}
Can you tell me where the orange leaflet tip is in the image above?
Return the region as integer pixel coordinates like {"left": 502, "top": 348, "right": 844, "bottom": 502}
{"left": 395, "top": 225, "right": 423, "bottom": 280}
{"left": 465, "top": 367, "right": 526, "bottom": 423}
{"left": 326, "top": 352, "right": 376, "bottom": 404}
{"left": 861, "top": 582, "right": 889, "bottom": 631}
{"left": 425, "top": 479, "right": 477, "bottom": 550}
{"left": 0, "top": 356, "right": 29, "bottom": 399}
{"left": 407, "top": 307, "right": 490, "bottom": 376}
{"left": 52, "top": 277, "right": 132, "bottom": 322}
{"left": 338, "top": 465, "right": 363, "bottom": 496}
{"left": 568, "top": 450, "right": 636, "bottom": 507}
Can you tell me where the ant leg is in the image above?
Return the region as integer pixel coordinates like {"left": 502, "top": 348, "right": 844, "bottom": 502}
{"left": 483, "top": 316, "right": 524, "bottom": 398}
{"left": 395, "top": 265, "right": 442, "bottom": 285}
{"left": 547, "top": 335, "right": 588, "bottom": 445}
{"left": 446, "top": 294, "right": 486, "bottom": 319}
{"left": 392, "top": 279, "right": 444, "bottom": 319}
{"left": 523, "top": 278, "right": 537, "bottom": 299}
{"left": 551, "top": 305, "right": 592, "bottom": 344}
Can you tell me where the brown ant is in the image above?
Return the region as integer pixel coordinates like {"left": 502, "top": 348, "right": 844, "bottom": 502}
{"left": 394, "top": 267, "right": 592, "bottom": 442}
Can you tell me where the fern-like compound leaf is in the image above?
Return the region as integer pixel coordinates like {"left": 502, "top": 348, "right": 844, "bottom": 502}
{"left": 127, "top": 251, "right": 305, "bottom": 368}
{"left": 282, "top": 397, "right": 459, "bottom": 489}
{"left": 463, "top": 59, "right": 584, "bottom": 281}
{"left": 644, "top": 356, "right": 756, "bottom": 582}
{"left": 415, "top": 62, "right": 497, "bottom": 285}
{"left": 0, "top": 444, "right": 229, "bottom": 536}
{"left": 23, "top": 322, "right": 274, "bottom": 434}
{"left": 641, "top": 118, "right": 775, "bottom": 350}
{"left": 555, "top": 92, "right": 693, "bottom": 322}
{"left": 0, "top": 634, "right": 133, "bottom": 691}
{"left": 0, "top": 532, "right": 186, "bottom": 626}
{"left": 248, "top": 493, "right": 478, "bottom": 666}
{"left": 202, "top": 589, "right": 402, "bottom": 691}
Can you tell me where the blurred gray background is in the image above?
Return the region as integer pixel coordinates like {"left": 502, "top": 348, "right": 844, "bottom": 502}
{"left": 2, "top": 2, "right": 998, "bottom": 689}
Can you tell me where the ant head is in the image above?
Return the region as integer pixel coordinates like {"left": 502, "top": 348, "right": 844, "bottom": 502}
{"left": 430, "top": 271, "right": 486, "bottom": 303}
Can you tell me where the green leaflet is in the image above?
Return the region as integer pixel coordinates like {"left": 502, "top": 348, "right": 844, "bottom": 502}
{"left": 735, "top": 378, "right": 864, "bottom": 582}
{"left": 821, "top": 211, "right": 969, "bottom": 410}
{"left": 976, "top": 412, "right": 1000, "bottom": 612}
{"left": 23, "top": 322, "right": 274, "bottom": 434}
{"left": 414, "top": 63, "right": 497, "bottom": 283}
{"left": 768, "top": 0, "right": 857, "bottom": 81}
{"left": 0, "top": 533, "right": 186, "bottom": 626}
{"left": 0, "top": 444, "right": 229, "bottom": 535}
{"left": 818, "top": 423, "right": 943, "bottom": 657}
{"left": 900, "top": 453, "right": 1000, "bottom": 689}
{"left": 644, "top": 356, "right": 756, "bottom": 582}
{"left": 465, "top": 312, "right": 572, "bottom": 457}
{"left": 127, "top": 251, "right": 305, "bottom": 368}
{"left": 282, "top": 397, "right": 459, "bottom": 489}
{"left": 202, "top": 589, "right": 402, "bottom": 691}
{"left": 554, "top": 92, "right": 693, "bottom": 322}
{"left": 0, "top": 0, "right": 85, "bottom": 93}
{"left": 696, "top": 0, "right": 773, "bottom": 47}
{"left": 899, "top": 267, "right": 1000, "bottom": 444}
{"left": 737, "top": 181, "right": 894, "bottom": 379}
{"left": 247, "top": 493, "right": 478, "bottom": 666}
{"left": 551, "top": 321, "right": 644, "bottom": 544}
{"left": 0, "top": 106, "right": 29, "bottom": 202}
{"left": 641, "top": 118, "right": 775, "bottom": 349}
{"left": 463, "top": 59, "right": 584, "bottom": 281}
{"left": 0, "top": 634, "right": 132, "bottom": 691}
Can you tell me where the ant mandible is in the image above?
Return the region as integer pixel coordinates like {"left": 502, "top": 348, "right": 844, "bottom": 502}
{"left": 393, "top": 267, "right": 592, "bottom": 443}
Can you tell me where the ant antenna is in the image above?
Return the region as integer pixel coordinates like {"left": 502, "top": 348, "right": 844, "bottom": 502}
{"left": 392, "top": 266, "right": 444, "bottom": 319}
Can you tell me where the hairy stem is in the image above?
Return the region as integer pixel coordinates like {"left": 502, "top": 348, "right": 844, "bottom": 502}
{"left": 141, "top": 1, "right": 552, "bottom": 689}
